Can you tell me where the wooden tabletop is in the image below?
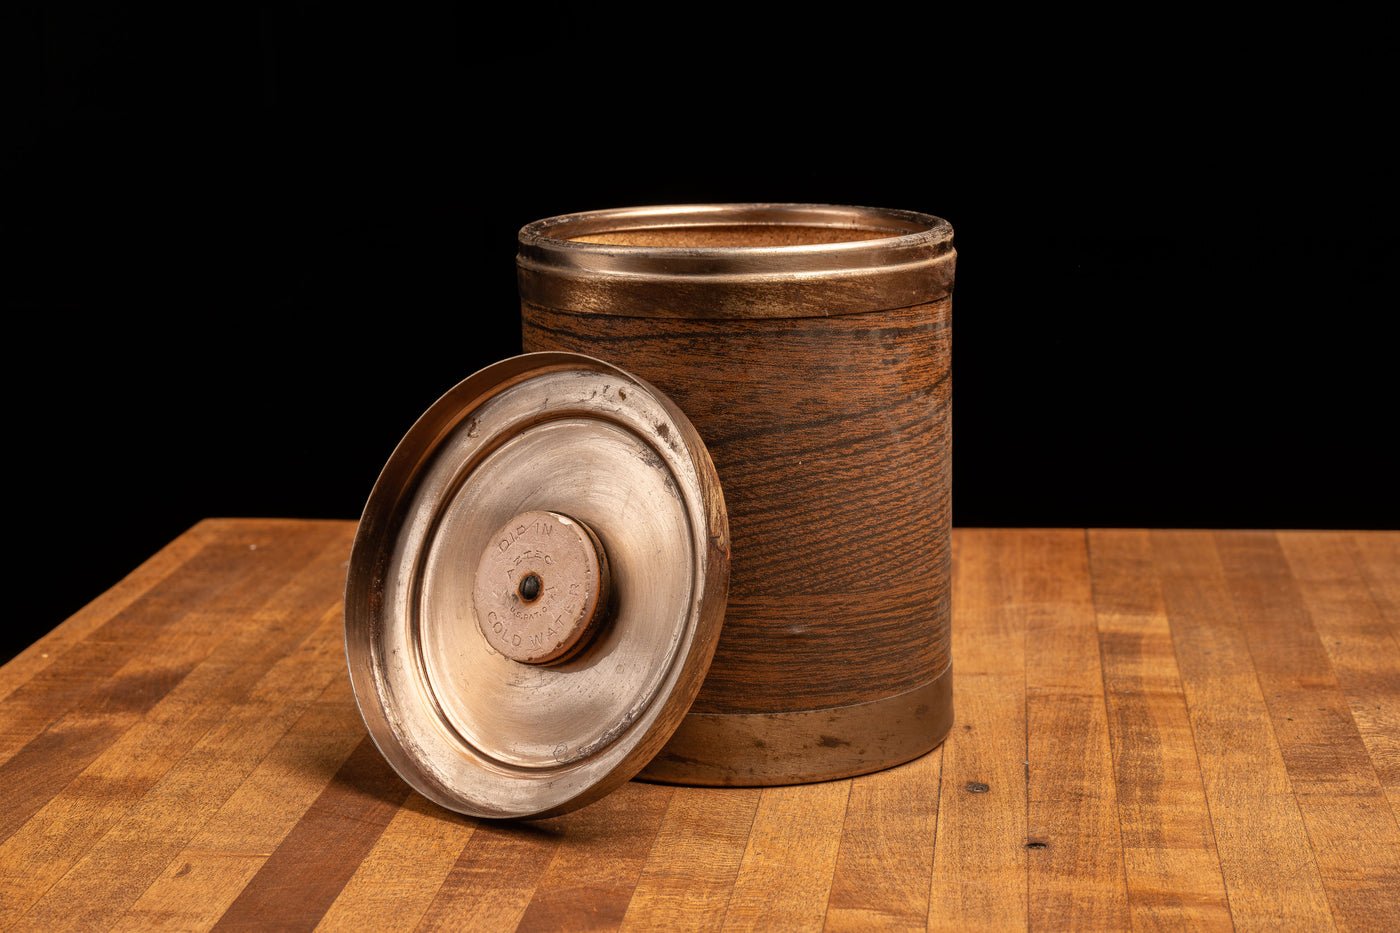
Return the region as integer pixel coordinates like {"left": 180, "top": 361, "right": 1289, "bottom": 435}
{"left": 2, "top": 520, "right": 1396, "bottom": 931}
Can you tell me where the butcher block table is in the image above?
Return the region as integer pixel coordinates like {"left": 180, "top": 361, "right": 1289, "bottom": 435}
{"left": 2, "top": 520, "right": 1397, "bottom": 931}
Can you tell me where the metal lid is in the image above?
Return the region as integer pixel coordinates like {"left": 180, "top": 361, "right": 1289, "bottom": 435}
{"left": 345, "top": 353, "right": 729, "bottom": 819}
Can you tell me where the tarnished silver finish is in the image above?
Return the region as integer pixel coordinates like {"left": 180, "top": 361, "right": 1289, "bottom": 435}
{"left": 639, "top": 667, "right": 954, "bottom": 786}
{"left": 345, "top": 353, "right": 729, "bottom": 819}
{"left": 517, "top": 203, "right": 956, "bottom": 319}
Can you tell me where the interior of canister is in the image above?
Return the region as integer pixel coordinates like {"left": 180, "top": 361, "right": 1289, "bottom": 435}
{"left": 569, "top": 224, "right": 900, "bottom": 248}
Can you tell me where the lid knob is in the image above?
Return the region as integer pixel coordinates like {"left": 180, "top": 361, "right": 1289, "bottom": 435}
{"left": 473, "top": 510, "right": 611, "bottom": 665}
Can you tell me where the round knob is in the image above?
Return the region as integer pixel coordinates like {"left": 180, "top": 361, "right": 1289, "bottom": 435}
{"left": 473, "top": 510, "right": 611, "bottom": 664}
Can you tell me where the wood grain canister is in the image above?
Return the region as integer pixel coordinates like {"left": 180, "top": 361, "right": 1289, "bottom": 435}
{"left": 518, "top": 204, "right": 956, "bottom": 785}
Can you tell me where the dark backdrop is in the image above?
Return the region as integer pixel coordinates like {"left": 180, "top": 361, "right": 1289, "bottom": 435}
{"left": 7, "top": 7, "right": 1394, "bottom": 662}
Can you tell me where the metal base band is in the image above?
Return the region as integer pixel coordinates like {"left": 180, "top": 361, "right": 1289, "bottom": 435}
{"left": 640, "top": 666, "right": 953, "bottom": 787}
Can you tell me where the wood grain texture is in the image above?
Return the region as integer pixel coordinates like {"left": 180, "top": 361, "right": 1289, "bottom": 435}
{"left": 1, "top": 522, "right": 353, "bottom": 930}
{"left": 927, "top": 529, "right": 1029, "bottom": 931}
{"left": 512, "top": 782, "right": 675, "bottom": 932}
{"left": 210, "top": 736, "right": 410, "bottom": 933}
{"left": 1088, "top": 530, "right": 1231, "bottom": 930}
{"left": 1346, "top": 531, "right": 1400, "bottom": 816}
{"left": 1023, "top": 529, "right": 1131, "bottom": 930}
{"left": 313, "top": 793, "right": 477, "bottom": 932}
{"left": 0, "top": 522, "right": 205, "bottom": 705}
{"left": 523, "top": 301, "right": 951, "bottom": 715}
{"left": 0, "top": 530, "right": 296, "bottom": 769}
{"left": 721, "top": 782, "right": 850, "bottom": 932}
{"left": 413, "top": 819, "right": 563, "bottom": 932}
{"left": 1216, "top": 531, "right": 1400, "bottom": 930}
{"left": 1280, "top": 532, "right": 1400, "bottom": 814}
{"left": 2, "top": 521, "right": 1398, "bottom": 931}
{"left": 824, "top": 746, "right": 942, "bottom": 932}
{"left": 115, "top": 693, "right": 367, "bottom": 932}
{"left": 619, "top": 787, "right": 760, "bottom": 932}
{"left": 1152, "top": 530, "right": 1335, "bottom": 930}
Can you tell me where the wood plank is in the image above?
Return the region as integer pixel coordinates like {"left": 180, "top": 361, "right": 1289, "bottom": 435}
{"left": 0, "top": 538, "right": 239, "bottom": 767}
{"left": 0, "top": 521, "right": 205, "bottom": 703}
{"left": 0, "top": 525, "right": 352, "bottom": 928}
{"left": 928, "top": 528, "right": 1029, "bottom": 931}
{"left": 720, "top": 781, "right": 849, "bottom": 932}
{"left": 1024, "top": 529, "right": 1130, "bottom": 930}
{"left": 1152, "top": 530, "right": 1334, "bottom": 930}
{"left": 209, "top": 735, "right": 411, "bottom": 932}
{"left": 1217, "top": 531, "right": 1400, "bottom": 931}
{"left": 1279, "top": 532, "right": 1400, "bottom": 815}
{"left": 0, "top": 523, "right": 345, "bottom": 774}
{"left": 1088, "top": 529, "right": 1231, "bottom": 930}
{"left": 413, "top": 820, "right": 565, "bottom": 932}
{"left": 0, "top": 520, "right": 340, "bottom": 733}
{"left": 619, "top": 786, "right": 761, "bottom": 932}
{"left": 514, "top": 782, "right": 676, "bottom": 932}
{"left": 1348, "top": 531, "right": 1400, "bottom": 631}
{"left": 97, "top": 628, "right": 368, "bottom": 931}
{"left": 112, "top": 702, "right": 366, "bottom": 932}
{"left": 313, "top": 793, "right": 476, "bottom": 933}
{"left": 404, "top": 784, "right": 679, "bottom": 933}
{"left": 824, "top": 749, "right": 941, "bottom": 933}
{"left": 5, "top": 521, "right": 1399, "bottom": 932}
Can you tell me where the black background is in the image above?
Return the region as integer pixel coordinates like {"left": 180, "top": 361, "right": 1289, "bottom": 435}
{"left": 7, "top": 7, "right": 1395, "bottom": 662}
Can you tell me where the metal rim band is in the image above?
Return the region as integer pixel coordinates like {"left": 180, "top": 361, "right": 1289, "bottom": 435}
{"left": 639, "top": 665, "right": 953, "bottom": 786}
{"left": 517, "top": 203, "right": 955, "bottom": 319}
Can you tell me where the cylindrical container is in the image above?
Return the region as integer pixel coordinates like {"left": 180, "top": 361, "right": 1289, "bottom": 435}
{"left": 518, "top": 203, "right": 955, "bottom": 785}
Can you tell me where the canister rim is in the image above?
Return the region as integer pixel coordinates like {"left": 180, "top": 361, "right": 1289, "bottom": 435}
{"left": 517, "top": 203, "right": 956, "bottom": 319}
{"left": 518, "top": 203, "right": 952, "bottom": 270}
